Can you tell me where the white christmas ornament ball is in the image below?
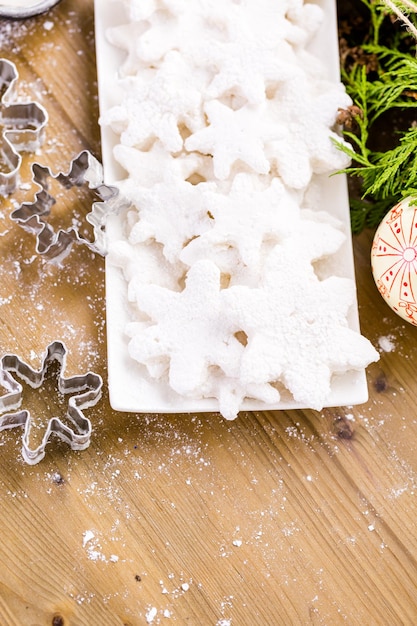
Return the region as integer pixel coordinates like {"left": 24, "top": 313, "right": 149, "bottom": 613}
{"left": 371, "top": 196, "right": 417, "bottom": 326}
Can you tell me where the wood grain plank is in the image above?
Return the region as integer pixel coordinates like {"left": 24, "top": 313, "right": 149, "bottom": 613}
{"left": 0, "top": 1, "right": 416, "bottom": 625}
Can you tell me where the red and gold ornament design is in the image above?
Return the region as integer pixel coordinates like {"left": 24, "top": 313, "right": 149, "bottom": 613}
{"left": 371, "top": 196, "right": 417, "bottom": 325}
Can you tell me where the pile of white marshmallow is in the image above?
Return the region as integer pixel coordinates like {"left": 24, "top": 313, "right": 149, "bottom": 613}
{"left": 100, "top": 0, "right": 379, "bottom": 419}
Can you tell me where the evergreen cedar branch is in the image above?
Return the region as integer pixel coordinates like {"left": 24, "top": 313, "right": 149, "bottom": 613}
{"left": 336, "top": 0, "right": 417, "bottom": 233}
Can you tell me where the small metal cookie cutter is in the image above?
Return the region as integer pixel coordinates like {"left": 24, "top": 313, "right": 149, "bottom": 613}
{"left": 0, "top": 58, "right": 48, "bottom": 195}
{"left": 0, "top": 341, "right": 103, "bottom": 465}
{"left": 11, "top": 149, "right": 127, "bottom": 262}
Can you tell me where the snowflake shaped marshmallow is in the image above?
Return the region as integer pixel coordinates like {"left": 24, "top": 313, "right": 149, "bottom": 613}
{"left": 185, "top": 100, "right": 283, "bottom": 180}
{"left": 222, "top": 245, "right": 379, "bottom": 410}
{"left": 180, "top": 174, "right": 301, "bottom": 272}
{"left": 203, "top": 39, "right": 300, "bottom": 105}
{"left": 114, "top": 142, "right": 210, "bottom": 189}
{"left": 181, "top": 174, "right": 346, "bottom": 276}
{"left": 264, "top": 75, "right": 352, "bottom": 189}
{"left": 100, "top": 52, "right": 205, "bottom": 152}
{"left": 127, "top": 4, "right": 224, "bottom": 65}
{"left": 214, "top": 0, "right": 299, "bottom": 48}
{"left": 106, "top": 21, "right": 151, "bottom": 75}
{"left": 128, "top": 259, "right": 244, "bottom": 397}
{"left": 124, "top": 177, "right": 216, "bottom": 263}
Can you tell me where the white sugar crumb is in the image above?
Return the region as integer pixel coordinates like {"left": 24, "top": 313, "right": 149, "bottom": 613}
{"left": 82, "top": 530, "right": 95, "bottom": 547}
{"left": 82, "top": 530, "right": 120, "bottom": 563}
{"left": 82, "top": 530, "right": 104, "bottom": 561}
{"left": 378, "top": 334, "right": 396, "bottom": 353}
{"left": 232, "top": 539, "right": 242, "bottom": 547}
{"left": 103, "top": 0, "right": 379, "bottom": 419}
{"left": 43, "top": 21, "right": 54, "bottom": 31}
{"left": 181, "top": 582, "right": 190, "bottom": 591}
{"left": 146, "top": 606, "right": 158, "bottom": 623}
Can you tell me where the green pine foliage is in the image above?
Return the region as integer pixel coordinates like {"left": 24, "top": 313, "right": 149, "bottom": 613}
{"left": 337, "top": 1, "right": 417, "bottom": 232}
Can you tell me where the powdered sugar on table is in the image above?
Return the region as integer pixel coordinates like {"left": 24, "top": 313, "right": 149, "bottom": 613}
{"left": 95, "top": 0, "right": 379, "bottom": 418}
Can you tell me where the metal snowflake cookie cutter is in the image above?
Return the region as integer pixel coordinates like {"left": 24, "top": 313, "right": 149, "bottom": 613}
{"left": 0, "top": 58, "right": 48, "bottom": 195}
{"left": 10, "top": 149, "right": 128, "bottom": 263}
{"left": 0, "top": 340, "right": 103, "bottom": 465}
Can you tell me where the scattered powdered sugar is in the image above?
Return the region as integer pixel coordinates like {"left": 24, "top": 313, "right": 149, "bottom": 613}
{"left": 82, "top": 529, "right": 122, "bottom": 563}
{"left": 82, "top": 530, "right": 105, "bottom": 561}
{"left": 101, "top": 0, "right": 379, "bottom": 419}
{"left": 82, "top": 529, "right": 95, "bottom": 547}
{"left": 378, "top": 334, "right": 396, "bottom": 353}
{"left": 146, "top": 606, "right": 158, "bottom": 623}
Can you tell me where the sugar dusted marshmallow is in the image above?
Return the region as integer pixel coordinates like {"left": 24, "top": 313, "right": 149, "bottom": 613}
{"left": 102, "top": 0, "right": 379, "bottom": 418}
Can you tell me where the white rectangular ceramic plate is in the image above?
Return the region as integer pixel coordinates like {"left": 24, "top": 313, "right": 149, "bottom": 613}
{"left": 95, "top": 0, "right": 370, "bottom": 413}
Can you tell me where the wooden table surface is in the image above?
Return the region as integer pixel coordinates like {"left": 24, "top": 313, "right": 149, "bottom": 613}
{"left": 0, "top": 1, "right": 416, "bottom": 625}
